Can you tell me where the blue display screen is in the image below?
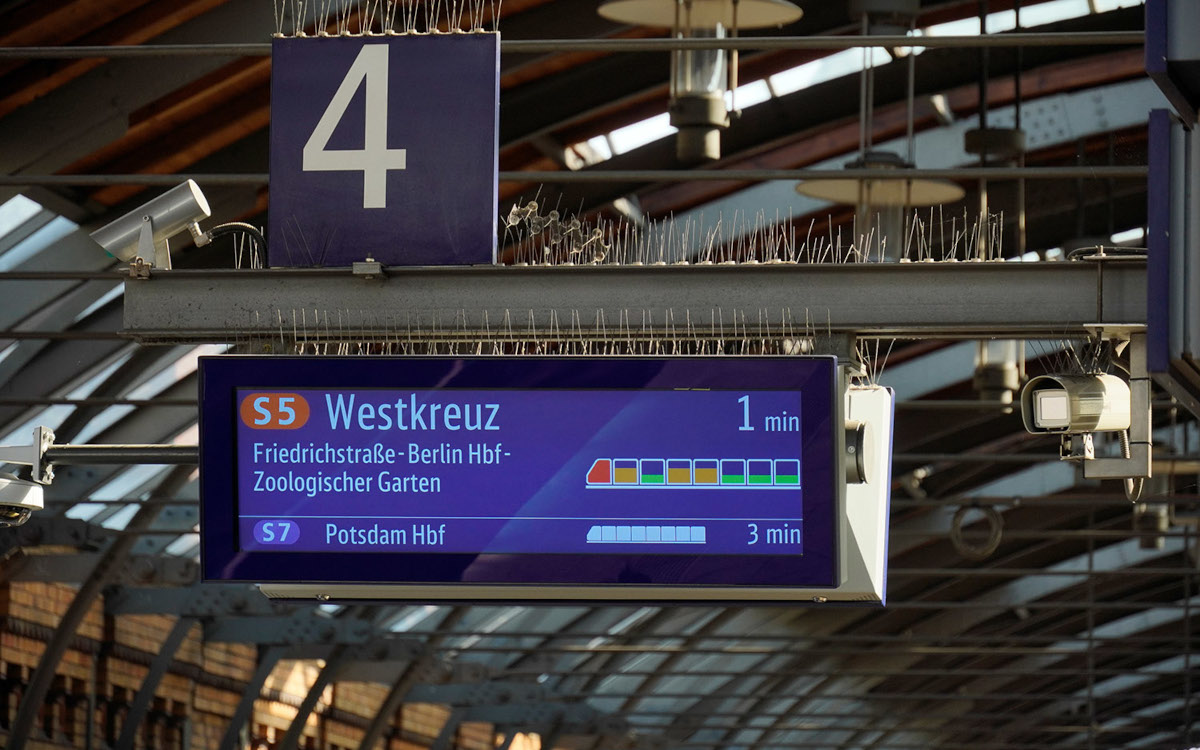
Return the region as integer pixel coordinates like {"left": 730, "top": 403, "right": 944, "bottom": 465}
{"left": 201, "top": 357, "right": 839, "bottom": 589}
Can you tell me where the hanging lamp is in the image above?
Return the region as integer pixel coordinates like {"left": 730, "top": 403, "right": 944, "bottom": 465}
{"left": 598, "top": 0, "right": 803, "bottom": 161}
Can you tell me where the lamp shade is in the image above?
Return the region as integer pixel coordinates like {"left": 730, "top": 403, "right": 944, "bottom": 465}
{"left": 796, "top": 177, "right": 966, "bottom": 206}
{"left": 598, "top": 0, "right": 802, "bottom": 29}
{"left": 795, "top": 151, "right": 966, "bottom": 207}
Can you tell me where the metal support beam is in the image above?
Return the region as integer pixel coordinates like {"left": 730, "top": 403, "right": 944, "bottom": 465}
{"left": 106, "top": 583, "right": 282, "bottom": 617}
{"left": 279, "top": 647, "right": 346, "bottom": 750}
{"left": 0, "top": 516, "right": 110, "bottom": 567}
{"left": 217, "top": 645, "right": 286, "bottom": 750}
{"left": 42, "top": 444, "right": 199, "bottom": 465}
{"left": 431, "top": 710, "right": 466, "bottom": 750}
{"left": 0, "top": 165, "right": 1147, "bottom": 188}
{"left": 496, "top": 730, "right": 518, "bottom": 750}
{"left": 0, "top": 32, "right": 1144, "bottom": 60}
{"left": 357, "top": 607, "right": 466, "bottom": 750}
{"left": 355, "top": 657, "right": 436, "bottom": 750}
{"left": 114, "top": 617, "right": 196, "bottom": 750}
{"left": 122, "top": 262, "right": 1147, "bottom": 343}
{"left": 5, "top": 554, "right": 197, "bottom": 586}
{"left": 540, "top": 723, "right": 564, "bottom": 750}
{"left": 204, "top": 614, "right": 378, "bottom": 647}
{"left": 1084, "top": 331, "right": 1153, "bottom": 479}
{"left": 7, "top": 465, "right": 192, "bottom": 750}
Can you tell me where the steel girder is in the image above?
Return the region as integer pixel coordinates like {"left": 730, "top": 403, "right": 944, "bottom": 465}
{"left": 0, "top": 2, "right": 276, "bottom": 193}
{"left": 4, "top": 553, "right": 198, "bottom": 586}
{"left": 121, "top": 261, "right": 1146, "bottom": 343}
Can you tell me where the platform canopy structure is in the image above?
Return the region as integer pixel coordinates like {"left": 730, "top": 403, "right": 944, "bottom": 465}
{"left": 1, "top": 2, "right": 1199, "bottom": 750}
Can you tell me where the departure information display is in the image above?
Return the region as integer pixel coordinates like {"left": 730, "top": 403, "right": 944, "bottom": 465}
{"left": 201, "top": 357, "right": 839, "bottom": 590}
{"left": 237, "top": 388, "right": 805, "bottom": 555}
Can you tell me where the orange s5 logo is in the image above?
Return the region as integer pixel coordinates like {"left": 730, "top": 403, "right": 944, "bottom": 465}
{"left": 240, "top": 393, "right": 310, "bottom": 429}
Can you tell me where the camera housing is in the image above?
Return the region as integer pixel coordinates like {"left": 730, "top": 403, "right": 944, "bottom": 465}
{"left": 0, "top": 473, "right": 44, "bottom": 528}
{"left": 89, "top": 180, "right": 211, "bottom": 269}
{"left": 1020, "top": 373, "right": 1131, "bottom": 435}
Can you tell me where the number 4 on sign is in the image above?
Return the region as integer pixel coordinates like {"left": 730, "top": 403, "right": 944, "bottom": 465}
{"left": 303, "top": 44, "right": 407, "bottom": 209}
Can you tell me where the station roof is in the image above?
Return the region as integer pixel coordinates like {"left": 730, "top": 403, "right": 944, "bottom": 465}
{"left": 1, "top": 1, "right": 1196, "bottom": 749}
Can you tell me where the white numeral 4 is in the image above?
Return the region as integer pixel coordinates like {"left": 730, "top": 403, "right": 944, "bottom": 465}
{"left": 303, "top": 44, "right": 407, "bottom": 209}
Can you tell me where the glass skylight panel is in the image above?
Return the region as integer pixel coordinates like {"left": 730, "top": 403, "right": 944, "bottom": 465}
{"left": 165, "top": 531, "right": 201, "bottom": 557}
{"left": 609, "top": 113, "right": 676, "bottom": 155}
{"left": 65, "top": 503, "right": 108, "bottom": 522}
{"left": 122, "top": 344, "right": 226, "bottom": 404}
{"left": 73, "top": 283, "right": 125, "bottom": 324}
{"left": 1092, "top": 0, "right": 1145, "bottom": 9}
{"left": 99, "top": 502, "right": 140, "bottom": 530}
{"left": 64, "top": 350, "right": 133, "bottom": 401}
{"left": 88, "top": 463, "right": 170, "bottom": 502}
{"left": 725, "top": 79, "right": 772, "bottom": 109}
{"left": 451, "top": 605, "right": 525, "bottom": 651}
{"left": 584, "top": 606, "right": 656, "bottom": 649}
{"left": 1017, "top": 0, "right": 1092, "bottom": 26}
{"left": 1111, "top": 227, "right": 1145, "bottom": 244}
{"left": 0, "top": 195, "right": 49, "bottom": 262}
{"left": 387, "top": 604, "right": 441, "bottom": 632}
{"left": 0, "top": 194, "right": 42, "bottom": 237}
{"left": 920, "top": 16, "right": 981, "bottom": 37}
{"left": 0, "top": 216, "right": 77, "bottom": 271}
{"left": 770, "top": 48, "right": 889, "bottom": 98}
{"left": 71, "top": 406, "right": 136, "bottom": 446}
{"left": 0, "top": 405, "right": 73, "bottom": 445}
{"left": 587, "top": 135, "right": 613, "bottom": 161}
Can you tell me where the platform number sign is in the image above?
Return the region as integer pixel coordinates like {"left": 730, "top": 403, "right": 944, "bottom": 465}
{"left": 269, "top": 35, "right": 499, "bottom": 266}
{"left": 301, "top": 45, "right": 407, "bottom": 209}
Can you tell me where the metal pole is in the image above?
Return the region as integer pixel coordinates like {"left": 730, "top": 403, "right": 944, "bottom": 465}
{"left": 895, "top": 452, "right": 1055, "bottom": 463}
{"left": 217, "top": 646, "right": 286, "bottom": 750}
{"left": 0, "top": 174, "right": 267, "bottom": 187}
{"left": 356, "top": 608, "right": 466, "bottom": 750}
{"left": 114, "top": 617, "right": 196, "bottom": 750}
{"left": 428, "top": 708, "right": 464, "bottom": 750}
{"left": 501, "top": 164, "right": 1150, "bottom": 182}
{"left": 355, "top": 658, "right": 431, "bottom": 750}
{"left": 1015, "top": 0, "right": 1026, "bottom": 258}
{"left": 977, "top": 0, "right": 990, "bottom": 259}
{"left": 43, "top": 445, "right": 199, "bottom": 465}
{"left": 0, "top": 32, "right": 1144, "bottom": 59}
{"left": 0, "top": 166, "right": 1148, "bottom": 188}
{"left": 278, "top": 647, "right": 347, "bottom": 750}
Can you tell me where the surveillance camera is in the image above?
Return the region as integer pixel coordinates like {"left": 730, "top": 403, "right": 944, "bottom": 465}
{"left": 0, "top": 472, "right": 43, "bottom": 528}
{"left": 1020, "top": 373, "right": 1131, "bottom": 435}
{"left": 89, "top": 180, "right": 211, "bottom": 269}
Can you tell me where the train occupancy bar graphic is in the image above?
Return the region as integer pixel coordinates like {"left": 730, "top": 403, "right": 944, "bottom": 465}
{"left": 586, "top": 458, "right": 801, "bottom": 488}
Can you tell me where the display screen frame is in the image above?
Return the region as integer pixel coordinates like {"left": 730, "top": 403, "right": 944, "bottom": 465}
{"left": 200, "top": 356, "right": 840, "bottom": 592}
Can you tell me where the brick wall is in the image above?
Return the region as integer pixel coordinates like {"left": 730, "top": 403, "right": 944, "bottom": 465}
{"left": 0, "top": 582, "right": 511, "bottom": 750}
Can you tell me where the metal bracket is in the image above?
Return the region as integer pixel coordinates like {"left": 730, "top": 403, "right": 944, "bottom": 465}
{"left": 128, "top": 257, "right": 152, "bottom": 279}
{"left": 32, "top": 426, "right": 54, "bottom": 484}
{"left": 1060, "top": 433, "right": 1095, "bottom": 461}
{"left": 352, "top": 257, "right": 384, "bottom": 279}
{"left": 136, "top": 216, "right": 174, "bottom": 271}
{"left": 0, "top": 426, "right": 56, "bottom": 484}
{"left": 1081, "top": 332, "right": 1153, "bottom": 480}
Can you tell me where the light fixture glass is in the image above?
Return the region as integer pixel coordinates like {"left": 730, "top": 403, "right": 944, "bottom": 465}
{"left": 796, "top": 151, "right": 965, "bottom": 261}
{"left": 598, "top": 0, "right": 803, "bottom": 161}
{"left": 795, "top": 151, "right": 966, "bottom": 207}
